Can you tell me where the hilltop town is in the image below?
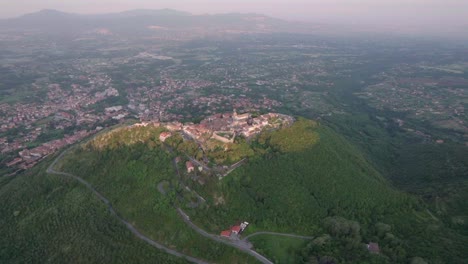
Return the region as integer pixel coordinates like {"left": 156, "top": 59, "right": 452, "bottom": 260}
{"left": 148, "top": 111, "right": 294, "bottom": 178}
{"left": 72, "top": 110, "right": 294, "bottom": 179}
{"left": 162, "top": 111, "right": 294, "bottom": 144}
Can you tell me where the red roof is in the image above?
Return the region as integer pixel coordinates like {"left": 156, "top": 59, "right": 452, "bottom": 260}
{"left": 220, "top": 230, "right": 231, "bottom": 237}
{"left": 231, "top": 225, "right": 241, "bottom": 233}
{"left": 186, "top": 161, "right": 194, "bottom": 169}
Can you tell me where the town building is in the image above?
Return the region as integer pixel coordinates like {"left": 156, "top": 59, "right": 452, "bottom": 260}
{"left": 233, "top": 110, "right": 250, "bottom": 121}
{"left": 6, "top": 157, "right": 22, "bottom": 167}
{"left": 240, "top": 221, "right": 249, "bottom": 231}
{"left": 220, "top": 230, "right": 231, "bottom": 237}
{"left": 231, "top": 225, "right": 242, "bottom": 234}
{"left": 166, "top": 122, "right": 183, "bottom": 131}
{"left": 159, "top": 132, "right": 172, "bottom": 142}
{"left": 186, "top": 161, "right": 195, "bottom": 173}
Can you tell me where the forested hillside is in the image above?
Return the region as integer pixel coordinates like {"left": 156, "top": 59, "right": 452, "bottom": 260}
{"left": 0, "top": 160, "right": 187, "bottom": 264}
{"left": 57, "top": 133, "right": 258, "bottom": 263}
{"left": 2, "top": 118, "right": 467, "bottom": 264}
{"left": 186, "top": 121, "right": 468, "bottom": 263}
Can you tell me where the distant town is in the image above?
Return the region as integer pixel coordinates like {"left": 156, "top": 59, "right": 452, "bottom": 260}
{"left": 0, "top": 70, "right": 284, "bottom": 172}
{"left": 3, "top": 107, "right": 293, "bottom": 172}
{"left": 1, "top": 20, "right": 466, "bottom": 175}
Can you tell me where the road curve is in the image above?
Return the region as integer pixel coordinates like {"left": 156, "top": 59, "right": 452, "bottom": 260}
{"left": 48, "top": 146, "right": 276, "bottom": 264}
{"left": 176, "top": 208, "right": 273, "bottom": 264}
{"left": 242, "top": 232, "right": 314, "bottom": 242}
{"left": 170, "top": 158, "right": 273, "bottom": 264}
{"left": 46, "top": 149, "right": 209, "bottom": 264}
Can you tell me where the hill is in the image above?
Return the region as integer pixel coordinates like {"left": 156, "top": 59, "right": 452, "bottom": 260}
{"left": 0, "top": 9, "right": 299, "bottom": 36}
{"left": 2, "top": 118, "right": 467, "bottom": 263}
{"left": 54, "top": 127, "right": 259, "bottom": 263}
{"left": 183, "top": 120, "right": 468, "bottom": 263}
{"left": 0, "top": 159, "right": 187, "bottom": 264}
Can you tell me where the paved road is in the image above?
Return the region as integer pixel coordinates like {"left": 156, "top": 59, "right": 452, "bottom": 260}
{"left": 185, "top": 155, "right": 211, "bottom": 172}
{"left": 242, "top": 232, "right": 314, "bottom": 241}
{"left": 170, "top": 159, "right": 273, "bottom": 264}
{"left": 157, "top": 182, "right": 167, "bottom": 195}
{"left": 2, "top": 169, "right": 22, "bottom": 178}
{"left": 47, "top": 145, "right": 294, "bottom": 264}
{"left": 219, "top": 158, "right": 247, "bottom": 179}
{"left": 47, "top": 149, "right": 209, "bottom": 264}
{"left": 176, "top": 208, "right": 273, "bottom": 264}
{"left": 171, "top": 157, "right": 206, "bottom": 204}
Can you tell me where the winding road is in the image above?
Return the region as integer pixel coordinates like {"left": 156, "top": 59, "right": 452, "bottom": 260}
{"left": 169, "top": 158, "right": 273, "bottom": 264}
{"left": 176, "top": 208, "right": 273, "bottom": 264}
{"left": 46, "top": 149, "right": 209, "bottom": 264}
{"left": 47, "top": 145, "right": 312, "bottom": 264}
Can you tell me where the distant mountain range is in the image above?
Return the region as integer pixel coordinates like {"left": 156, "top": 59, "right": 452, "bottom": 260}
{"left": 0, "top": 9, "right": 315, "bottom": 36}
{"left": 1, "top": 9, "right": 466, "bottom": 40}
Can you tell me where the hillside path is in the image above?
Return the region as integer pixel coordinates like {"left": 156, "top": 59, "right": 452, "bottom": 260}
{"left": 169, "top": 158, "right": 273, "bottom": 264}
{"left": 46, "top": 149, "right": 209, "bottom": 264}
{"left": 176, "top": 208, "right": 273, "bottom": 264}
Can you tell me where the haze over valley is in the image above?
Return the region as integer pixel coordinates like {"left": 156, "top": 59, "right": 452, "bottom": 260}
{"left": 1, "top": 3, "right": 467, "bottom": 264}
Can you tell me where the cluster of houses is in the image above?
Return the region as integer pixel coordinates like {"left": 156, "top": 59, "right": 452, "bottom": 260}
{"left": 160, "top": 111, "right": 294, "bottom": 145}
{"left": 200, "top": 110, "right": 294, "bottom": 140}
{"left": 220, "top": 221, "right": 249, "bottom": 238}
{"left": 7, "top": 130, "right": 94, "bottom": 169}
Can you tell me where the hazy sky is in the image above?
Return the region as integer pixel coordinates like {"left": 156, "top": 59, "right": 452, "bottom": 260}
{"left": 2, "top": 0, "right": 468, "bottom": 27}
